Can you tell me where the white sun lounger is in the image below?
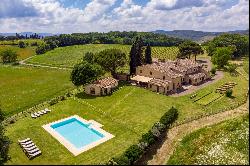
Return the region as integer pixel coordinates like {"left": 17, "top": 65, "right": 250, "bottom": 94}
{"left": 31, "top": 114, "right": 37, "bottom": 118}
{"left": 28, "top": 150, "right": 42, "bottom": 159}
{"left": 34, "top": 112, "right": 40, "bottom": 117}
{"left": 26, "top": 148, "right": 40, "bottom": 154}
{"left": 22, "top": 142, "right": 35, "bottom": 148}
{"left": 37, "top": 111, "right": 44, "bottom": 115}
{"left": 45, "top": 108, "right": 51, "bottom": 112}
{"left": 20, "top": 140, "right": 33, "bottom": 146}
{"left": 41, "top": 110, "right": 47, "bottom": 114}
{"left": 23, "top": 145, "right": 37, "bottom": 151}
{"left": 18, "top": 138, "right": 31, "bottom": 144}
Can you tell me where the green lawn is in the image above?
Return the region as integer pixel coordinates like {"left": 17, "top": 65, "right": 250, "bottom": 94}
{"left": 26, "top": 44, "right": 179, "bottom": 68}
{"left": 0, "top": 65, "right": 73, "bottom": 116}
{"left": 167, "top": 114, "right": 249, "bottom": 165}
{"left": 243, "top": 57, "right": 249, "bottom": 74}
{"left": 5, "top": 69, "right": 248, "bottom": 164}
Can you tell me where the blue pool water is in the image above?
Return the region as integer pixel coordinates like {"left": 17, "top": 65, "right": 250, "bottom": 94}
{"left": 51, "top": 118, "right": 104, "bottom": 149}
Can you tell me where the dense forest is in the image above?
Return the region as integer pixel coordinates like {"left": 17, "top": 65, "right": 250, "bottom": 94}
{"left": 35, "top": 31, "right": 186, "bottom": 54}
{"left": 43, "top": 31, "right": 185, "bottom": 46}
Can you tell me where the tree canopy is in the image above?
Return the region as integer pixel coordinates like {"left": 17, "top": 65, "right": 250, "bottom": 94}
{"left": 0, "top": 108, "right": 9, "bottom": 165}
{"left": 178, "top": 41, "right": 204, "bottom": 60}
{"left": 35, "top": 43, "right": 51, "bottom": 55}
{"left": 206, "top": 33, "right": 249, "bottom": 58}
{"left": 18, "top": 41, "right": 26, "bottom": 48}
{"left": 95, "top": 49, "right": 127, "bottom": 76}
{"left": 211, "top": 47, "right": 233, "bottom": 68}
{"left": 83, "top": 52, "right": 95, "bottom": 64}
{"left": 70, "top": 61, "right": 103, "bottom": 86}
{"left": 0, "top": 48, "right": 18, "bottom": 64}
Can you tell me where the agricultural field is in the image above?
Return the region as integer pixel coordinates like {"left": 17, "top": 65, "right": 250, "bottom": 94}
{"left": 0, "top": 65, "right": 73, "bottom": 116}
{"left": 0, "top": 45, "right": 36, "bottom": 60}
{"left": 26, "top": 44, "right": 179, "bottom": 68}
{"left": 167, "top": 115, "right": 249, "bottom": 165}
{"left": 0, "top": 39, "right": 44, "bottom": 46}
{"left": 5, "top": 69, "right": 249, "bottom": 164}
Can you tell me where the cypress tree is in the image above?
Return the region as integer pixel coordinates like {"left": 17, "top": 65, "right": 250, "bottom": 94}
{"left": 135, "top": 36, "right": 144, "bottom": 66}
{"left": 129, "top": 42, "right": 136, "bottom": 75}
{"left": 129, "top": 36, "right": 144, "bottom": 75}
{"left": 145, "top": 44, "right": 152, "bottom": 64}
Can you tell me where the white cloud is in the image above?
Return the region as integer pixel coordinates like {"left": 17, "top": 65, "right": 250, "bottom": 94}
{"left": 0, "top": 0, "right": 248, "bottom": 33}
{"left": 82, "top": 0, "right": 116, "bottom": 22}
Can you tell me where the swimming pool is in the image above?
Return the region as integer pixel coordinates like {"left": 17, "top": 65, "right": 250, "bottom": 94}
{"left": 42, "top": 115, "right": 114, "bottom": 156}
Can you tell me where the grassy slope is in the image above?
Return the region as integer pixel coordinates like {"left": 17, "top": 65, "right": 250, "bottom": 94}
{"left": 167, "top": 114, "right": 249, "bottom": 165}
{"left": 0, "top": 65, "right": 73, "bottom": 116}
{"left": 5, "top": 70, "right": 248, "bottom": 164}
{"left": 27, "top": 44, "right": 179, "bottom": 67}
{"left": 243, "top": 57, "right": 249, "bottom": 74}
{"left": 0, "top": 45, "right": 36, "bottom": 60}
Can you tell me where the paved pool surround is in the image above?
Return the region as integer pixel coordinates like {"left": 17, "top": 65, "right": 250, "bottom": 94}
{"left": 42, "top": 115, "right": 114, "bottom": 156}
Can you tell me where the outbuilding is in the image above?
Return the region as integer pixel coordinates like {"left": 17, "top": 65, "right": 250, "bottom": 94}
{"left": 85, "top": 77, "right": 118, "bottom": 96}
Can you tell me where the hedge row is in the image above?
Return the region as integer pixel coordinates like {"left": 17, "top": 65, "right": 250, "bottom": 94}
{"left": 106, "top": 107, "right": 178, "bottom": 165}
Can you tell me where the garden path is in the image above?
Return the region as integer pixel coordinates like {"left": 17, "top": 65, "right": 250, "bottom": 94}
{"left": 19, "top": 55, "right": 71, "bottom": 70}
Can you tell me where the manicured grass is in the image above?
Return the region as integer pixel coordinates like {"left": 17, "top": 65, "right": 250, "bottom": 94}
{"left": 167, "top": 115, "right": 249, "bottom": 165}
{"left": 195, "top": 92, "right": 223, "bottom": 106}
{"left": 0, "top": 65, "right": 73, "bottom": 116}
{"left": 5, "top": 69, "right": 248, "bottom": 164}
{"left": 26, "top": 44, "right": 179, "bottom": 68}
{"left": 0, "top": 45, "right": 36, "bottom": 60}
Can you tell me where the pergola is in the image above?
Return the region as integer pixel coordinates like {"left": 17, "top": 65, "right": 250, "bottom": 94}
{"left": 130, "top": 75, "right": 153, "bottom": 87}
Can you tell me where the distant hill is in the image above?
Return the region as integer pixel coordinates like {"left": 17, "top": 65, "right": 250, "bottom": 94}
{"left": 0, "top": 32, "right": 55, "bottom": 37}
{"left": 152, "top": 29, "right": 249, "bottom": 43}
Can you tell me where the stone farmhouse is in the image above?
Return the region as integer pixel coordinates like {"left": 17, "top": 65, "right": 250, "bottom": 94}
{"left": 85, "top": 77, "right": 118, "bottom": 96}
{"left": 131, "top": 58, "right": 210, "bottom": 95}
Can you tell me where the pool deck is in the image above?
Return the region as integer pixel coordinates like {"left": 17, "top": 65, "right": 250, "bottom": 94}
{"left": 42, "top": 115, "right": 114, "bottom": 156}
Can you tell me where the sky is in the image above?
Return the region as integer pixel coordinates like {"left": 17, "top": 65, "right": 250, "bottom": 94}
{"left": 0, "top": 0, "right": 249, "bottom": 33}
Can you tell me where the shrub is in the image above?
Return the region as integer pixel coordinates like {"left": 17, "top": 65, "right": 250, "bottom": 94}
{"left": 160, "top": 107, "right": 178, "bottom": 127}
{"left": 152, "top": 122, "right": 166, "bottom": 132}
{"left": 0, "top": 48, "right": 18, "bottom": 64}
{"left": 110, "top": 155, "right": 130, "bottom": 165}
{"left": 124, "top": 145, "right": 143, "bottom": 164}
{"left": 137, "top": 142, "right": 148, "bottom": 151}
{"left": 226, "top": 89, "right": 233, "bottom": 97}
{"left": 227, "top": 63, "right": 237, "bottom": 74}
{"left": 211, "top": 67, "right": 216, "bottom": 75}
{"left": 140, "top": 131, "right": 156, "bottom": 145}
{"left": 18, "top": 41, "right": 26, "bottom": 48}
{"left": 30, "top": 42, "right": 38, "bottom": 46}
